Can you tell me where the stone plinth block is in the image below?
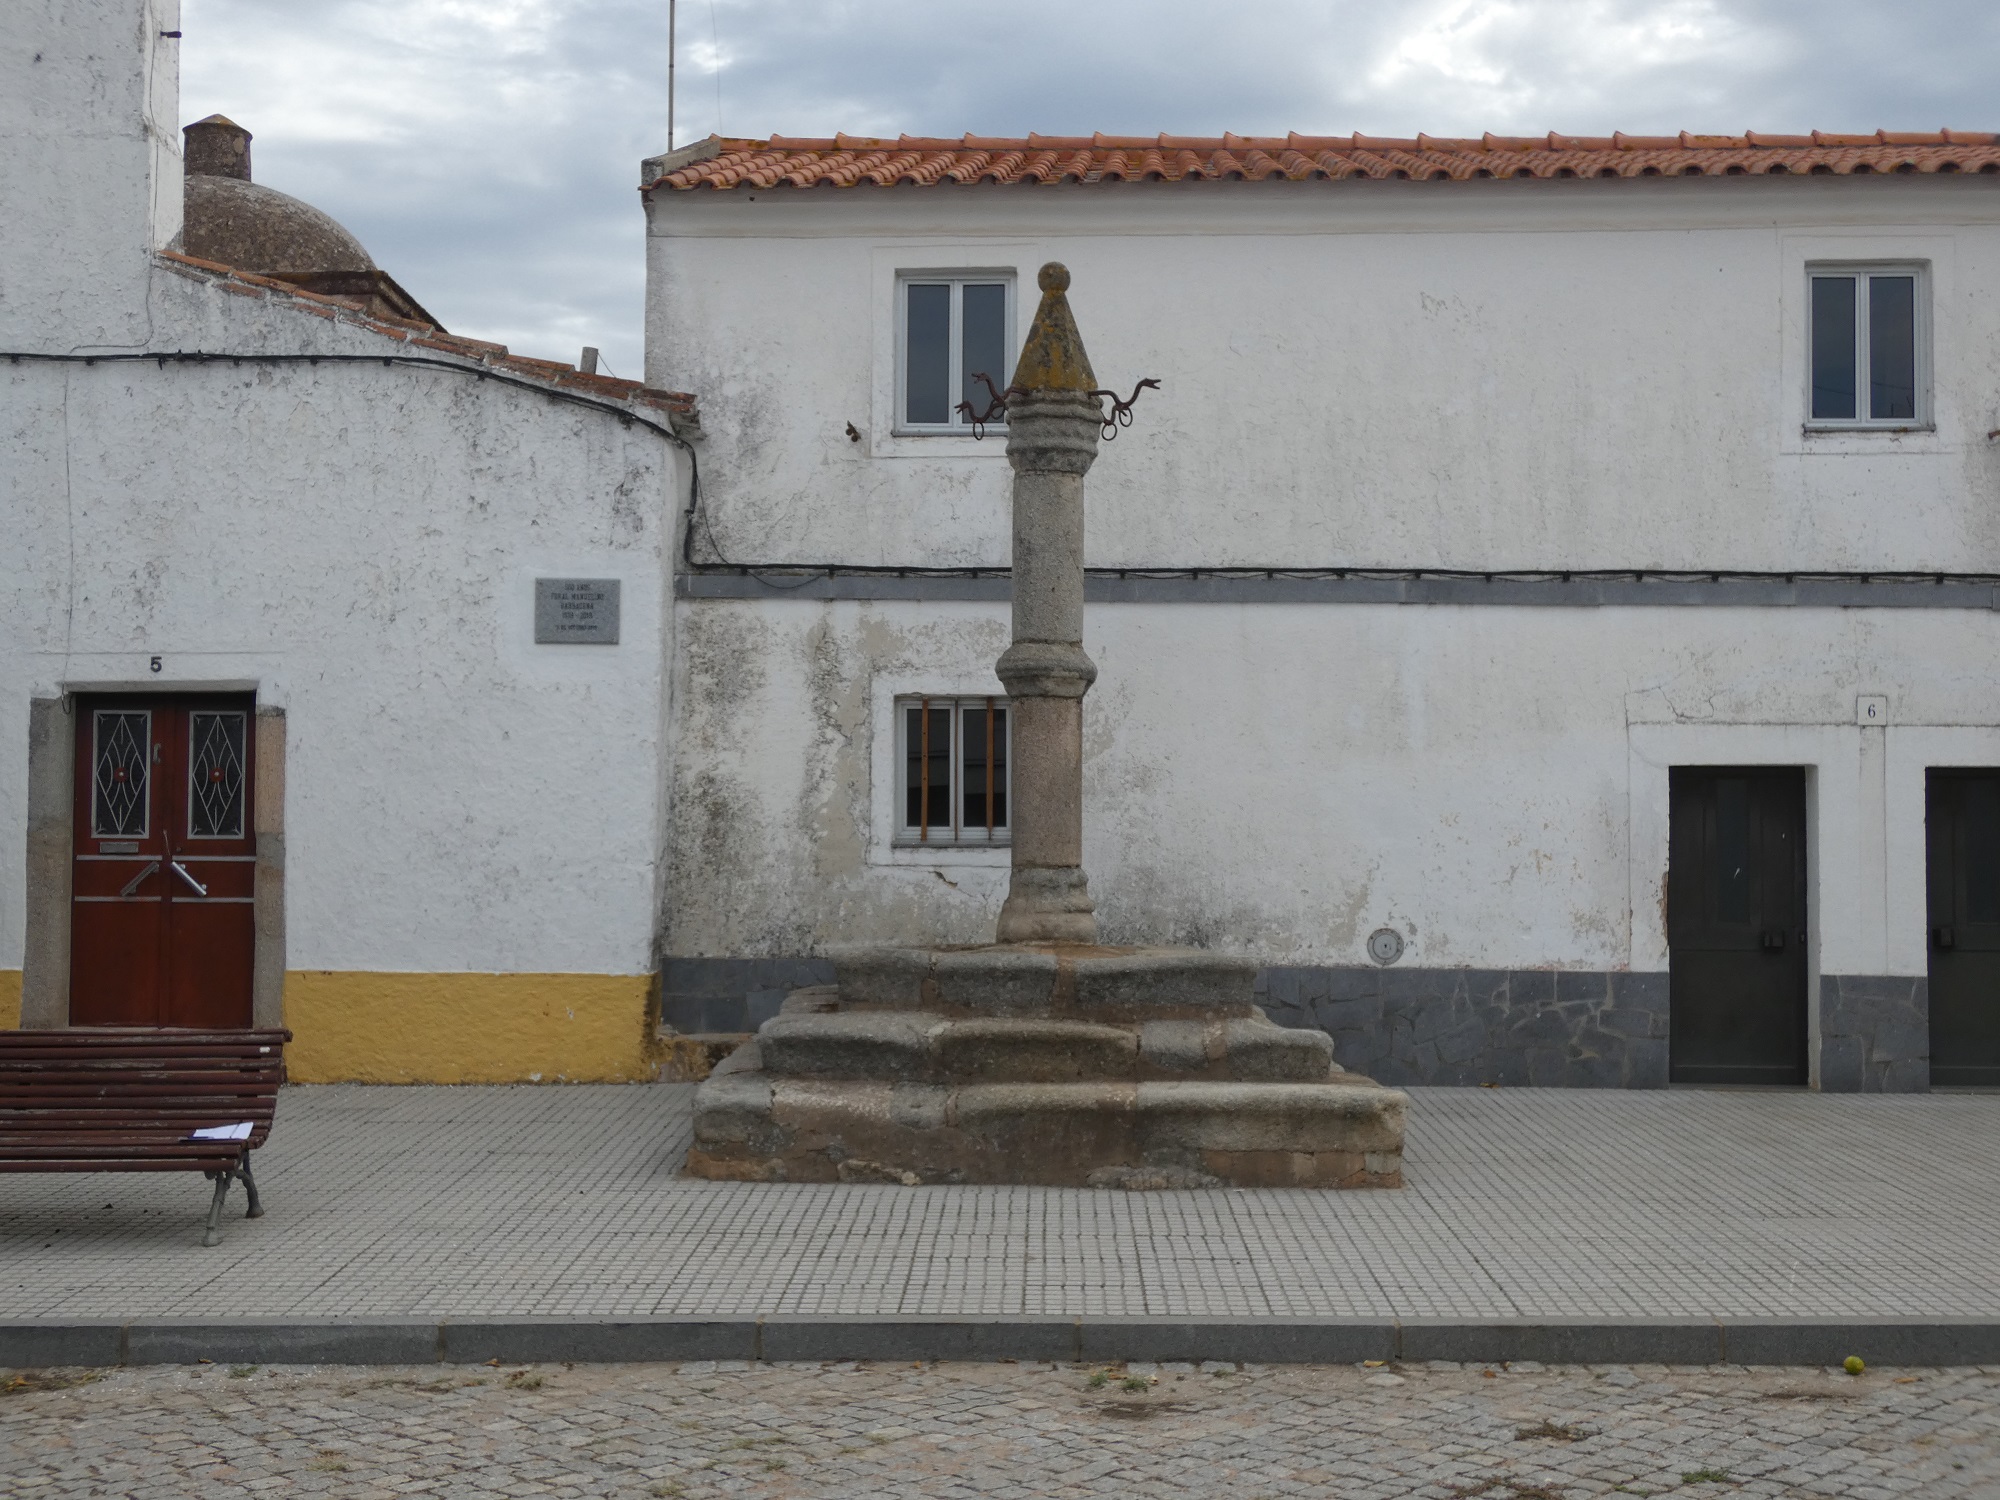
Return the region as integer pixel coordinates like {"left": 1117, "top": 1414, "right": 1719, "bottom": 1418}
{"left": 686, "top": 1069, "right": 1404, "bottom": 1189}
{"left": 827, "top": 944, "right": 1260, "bottom": 1021}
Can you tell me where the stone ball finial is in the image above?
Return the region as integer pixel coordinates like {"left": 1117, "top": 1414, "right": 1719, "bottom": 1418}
{"left": 1038, "top": 262, "right": 1070, "bottom": 293}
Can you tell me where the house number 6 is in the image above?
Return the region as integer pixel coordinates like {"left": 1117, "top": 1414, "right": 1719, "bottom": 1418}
{"left": 149, "top": 656, "right": 162, "bottom": 674}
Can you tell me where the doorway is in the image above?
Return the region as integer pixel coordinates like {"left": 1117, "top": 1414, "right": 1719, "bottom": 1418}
{"left": 1668, "top": 767, "right": 1808, "bottom": 1085}
{"left": 69, "top": 694, "right": 257, "bottom": 1027}
{"left": 1925, "top": 770, "right": 2000, "bottom": 1086}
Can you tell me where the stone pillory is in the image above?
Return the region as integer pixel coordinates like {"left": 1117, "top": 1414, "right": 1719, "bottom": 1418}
{"left": 996, "top": 264, "right": 1102, "bottom": 945}
{"left": 684, "top": 265, "right": 1410, "bottom": 1190}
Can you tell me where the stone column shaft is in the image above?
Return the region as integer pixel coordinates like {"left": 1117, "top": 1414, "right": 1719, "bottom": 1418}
{"left": 995, "top": 270, "right": 1102, "bottom": 946}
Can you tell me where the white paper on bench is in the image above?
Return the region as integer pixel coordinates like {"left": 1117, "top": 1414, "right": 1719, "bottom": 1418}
{"left": 187, "top": 1121, "right": 254, "bottom": 1141}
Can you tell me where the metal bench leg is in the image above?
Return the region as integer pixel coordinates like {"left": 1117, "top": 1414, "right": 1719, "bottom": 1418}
{"left": 202, "top": 1170, "right": 231, "bottom": 1248}
{"left": 239, "top": 1155, "right": 264, "bottom": 1218}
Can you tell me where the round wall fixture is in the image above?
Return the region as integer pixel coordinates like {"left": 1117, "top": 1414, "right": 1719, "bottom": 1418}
{"left": 1367, "top": 928, "right": 1405, "bottom": 966}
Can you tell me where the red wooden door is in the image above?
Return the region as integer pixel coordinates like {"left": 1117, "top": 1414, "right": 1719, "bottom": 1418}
{"left": 70, "top": 695, "right": 256, "bottom": 1027}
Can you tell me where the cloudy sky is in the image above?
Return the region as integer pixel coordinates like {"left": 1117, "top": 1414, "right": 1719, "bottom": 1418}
{"left": 180, "top": 0, "right": 1999, "bottom": 377}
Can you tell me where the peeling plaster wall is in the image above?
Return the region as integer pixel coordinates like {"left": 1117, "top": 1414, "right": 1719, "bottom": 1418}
{"left": 0, "top": 270, "right": 679, "bottom": 983}
{"left": 664, "top": 596, "right": 2000, "bottom": 984}
{"left": 646, "top": 178, "right": 2000, "bottom": 573}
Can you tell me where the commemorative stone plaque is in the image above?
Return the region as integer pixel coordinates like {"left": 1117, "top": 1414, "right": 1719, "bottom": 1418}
{"left": 534, "top": 578, "right": 620, "bottom": 644}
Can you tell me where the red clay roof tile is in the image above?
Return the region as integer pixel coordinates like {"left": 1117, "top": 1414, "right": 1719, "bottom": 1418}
{"left": 649, "top": 130, "right": 2000, "bottom": 190}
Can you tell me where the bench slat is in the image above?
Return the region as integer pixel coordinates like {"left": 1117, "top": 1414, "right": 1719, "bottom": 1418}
{"left": 0, "top": 1028, "right": 289, "bottom": 1184}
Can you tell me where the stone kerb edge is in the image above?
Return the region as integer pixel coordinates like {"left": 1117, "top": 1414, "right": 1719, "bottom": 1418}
{"left": 9, "top": 1317, "right": 2000, "bottom": 1368}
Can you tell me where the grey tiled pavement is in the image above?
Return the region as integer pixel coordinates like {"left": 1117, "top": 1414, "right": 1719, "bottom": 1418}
{"left": 1, "top": 1084, "right": 1997, "bottom": 1320}
{"left": 7, "top": 1357, "right": 2000, "bottom": 1497}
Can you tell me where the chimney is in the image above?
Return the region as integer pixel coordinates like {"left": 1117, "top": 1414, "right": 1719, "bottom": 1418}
{"left": 184, "top": 115, "right": 252, "bottom": 181}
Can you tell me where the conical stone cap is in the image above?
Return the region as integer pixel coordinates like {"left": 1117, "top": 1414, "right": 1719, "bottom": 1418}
{"left": 1009, "top": 262, "right": 1096, "bottom": 394}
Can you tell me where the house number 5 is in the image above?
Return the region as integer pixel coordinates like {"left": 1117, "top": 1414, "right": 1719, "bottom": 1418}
{"left": 149, "top": 656, "right": 162, "bottom": 674}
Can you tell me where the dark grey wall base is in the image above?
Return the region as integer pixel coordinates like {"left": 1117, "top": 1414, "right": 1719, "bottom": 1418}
{"left": 1820, "top": 975, "right": 1930, "bottom": 1093}
{"left": 663, "top": 958, "right": 1671, "bottom": 1087}
{"left": 1261, "top": 967, "right": 1668, "bottom": 1088}
{"left": 662, "top": 957, "right": 835, "bottom": 1034}
{"left": 7, "top": 1316, "right": 1998, "bottom": 1368}
{"left": 665, "top": 959, "right": 1943, "bottom": 1094}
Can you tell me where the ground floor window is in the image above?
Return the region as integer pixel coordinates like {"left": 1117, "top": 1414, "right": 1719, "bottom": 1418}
{"left": 897, "top": 696, "right": 1009, "bottom": 845}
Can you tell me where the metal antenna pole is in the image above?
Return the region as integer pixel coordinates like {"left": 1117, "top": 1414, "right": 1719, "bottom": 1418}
{"left": 668, "top": 0, "right": 677, "bottom": 150}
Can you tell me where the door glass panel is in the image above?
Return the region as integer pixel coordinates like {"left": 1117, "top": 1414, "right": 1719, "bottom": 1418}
{"left": 904, "top": 283, "right": 951, "bottom": 424}
{"left": 960, "top": 283, "right": 1008, "bottom": 425}
{"left": 92, "top": 711, "right": 150, "bottom": 837}
{"left": 188, "top": 711, "right": 247, "bottom": 838}
{"left": 1715, "top": 777, "right": 1751, "bottom": 923}
{"left": 1810, "top": 275, "right": 1857, "bottom": 420}
{"left": 1963, "top": 779, "right": 2000, "bottom": 925}
{"left": 1868, "top": 275, "right": 1917, "bottom": 421}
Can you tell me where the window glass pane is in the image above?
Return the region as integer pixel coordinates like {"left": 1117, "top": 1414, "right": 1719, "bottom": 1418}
{"left": 1868, "top": 275, "right": 1917, "bottom": 421}
{"left": 961, "top": 703, "right": 1008, "bottom": 832}
{"left": 1715, "top": 777, "right": 1751, "bottom": 923}
{"left": 905, "top": 283, "right": 951, "bottom": 424}
{"left": 1964, "top": 779, "right": 2000, "bottom": 925}
{"left": 904, "top": 705, "right": 953, "bottom": 832}
{"left": 960, "top": 283, "right": 1008, "bottom": 425}
{"left": 1809, "top": 276, "right": 1857, "bottom": 420}
{"left": 92, "top": 711, "right": 149, "bottom": 838}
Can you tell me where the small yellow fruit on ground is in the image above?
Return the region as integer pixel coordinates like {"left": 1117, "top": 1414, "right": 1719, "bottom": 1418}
{"left": 1844, "top": 1356, "right": 1865, "bottom": 1375}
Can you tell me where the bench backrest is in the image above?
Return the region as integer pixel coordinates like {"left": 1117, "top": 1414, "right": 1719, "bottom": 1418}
{"left": 0, "top": 1028, "right": 290, "bottom": 1143}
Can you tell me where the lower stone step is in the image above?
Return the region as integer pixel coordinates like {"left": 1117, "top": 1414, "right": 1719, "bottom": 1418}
{"left": 686, "top": 1049, "right": 1406, "bottom": 1189}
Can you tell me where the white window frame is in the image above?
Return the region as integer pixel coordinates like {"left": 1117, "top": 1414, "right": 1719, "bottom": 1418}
{"left": 893, "top": 272, "right": 1016, "bottom": 435}
{"left": 1804, "top": 261, "right": 1931, "bottom": 432}
{"left": 893, "top": 694, "right": 1011, "bottom": 847}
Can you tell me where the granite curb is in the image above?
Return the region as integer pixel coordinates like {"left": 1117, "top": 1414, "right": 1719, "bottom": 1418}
{"left": 7, "top": 1316, "right": 2000, "bottom": 1368}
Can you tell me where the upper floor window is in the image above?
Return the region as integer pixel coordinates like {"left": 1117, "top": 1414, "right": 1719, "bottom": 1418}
{"left": 898, "top": 274, "right": 1013, "bottom": 432}
{"left": 1808, "top": 264, "right": 1928, "bottom": 428}
{"left": 896, "top": 695, "right": 1009, "bottom": 845}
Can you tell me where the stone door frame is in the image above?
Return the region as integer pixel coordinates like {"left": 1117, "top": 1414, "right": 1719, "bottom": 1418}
{"left": 22, "top": 693, "right": 286, "bottom": 1029}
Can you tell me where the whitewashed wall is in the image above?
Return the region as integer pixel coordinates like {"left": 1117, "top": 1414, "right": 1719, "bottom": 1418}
{"left": 647, "top": 178, "right": 2000, "bottom": 573}
{"left": 663, "top": 596, "right": 1997, "bottom": 980}
{"left": 1, "top": 0, "right": 182, "bottom": 352}
{"left": 0, "top": 271, "right": 680, "bottom": 978}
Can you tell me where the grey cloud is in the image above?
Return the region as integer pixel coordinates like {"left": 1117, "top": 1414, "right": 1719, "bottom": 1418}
{"left": 179, "top": 0, "right": 1998, "bottom": 377}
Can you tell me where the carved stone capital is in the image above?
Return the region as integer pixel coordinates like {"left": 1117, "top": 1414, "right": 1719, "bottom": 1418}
{"left": 1005, "top": 396, "right": 1101, "bottom": 476}
{"left": 996, "top": 641, "right": 1097, "bottom": 699}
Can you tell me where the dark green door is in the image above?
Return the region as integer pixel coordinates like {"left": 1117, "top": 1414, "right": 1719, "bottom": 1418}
{"left": 1926, "top": 771, "right": 2000, "bottom": 1086}
{"left": 1668, "top": 768, "right": 1808, "bottom": 1085}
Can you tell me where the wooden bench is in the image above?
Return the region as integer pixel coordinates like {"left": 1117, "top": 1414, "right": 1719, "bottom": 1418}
{"left": 0, "top": 1028, "right": 290, "bottom": 1246}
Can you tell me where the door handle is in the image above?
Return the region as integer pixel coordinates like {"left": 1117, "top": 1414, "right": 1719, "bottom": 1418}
{"left": 1934, "top": 925, "right": 1955, "bottom": 950}
{"left": 118, "top": 860, "right": 161, "bottom": 897}
{"left": 1761, "top": 927, "right": 1786, "bottom": 951}
{"left": 168, "top": 859, "right": 208, "bottom": 896}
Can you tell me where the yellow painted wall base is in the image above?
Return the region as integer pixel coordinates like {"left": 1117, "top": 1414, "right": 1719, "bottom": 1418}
{"left": 0, "top": 971, "right": 20, "bottom": 1030}
{"left": 283, "top": 971, "right": 659, "bottom": 1084}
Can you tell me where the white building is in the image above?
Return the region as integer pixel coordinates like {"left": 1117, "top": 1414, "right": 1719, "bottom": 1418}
{"left": 644, "top": 131, "right": 2000, "bottom": 1091}
{"left": 2, "top": 0, "right": 695, "bottom": 1082}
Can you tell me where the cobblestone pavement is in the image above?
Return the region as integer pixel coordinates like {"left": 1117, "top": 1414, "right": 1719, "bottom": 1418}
{"left": 3, "top": 1085, "right": 1998, "bottom": 1322}
{"left": 4, "top": 1358, "right": 1996, "bottom": 1498}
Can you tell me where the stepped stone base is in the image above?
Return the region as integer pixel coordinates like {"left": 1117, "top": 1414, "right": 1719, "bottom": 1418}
{"left": 685, "top": 946, "right": 1408, "bottom": 1189}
